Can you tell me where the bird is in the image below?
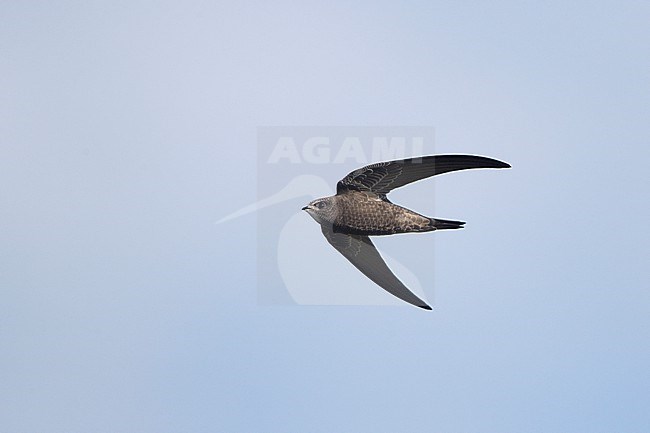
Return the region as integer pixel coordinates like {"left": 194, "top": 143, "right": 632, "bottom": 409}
{"left": 302, "top": 154, "right": 511, "bottom": 310}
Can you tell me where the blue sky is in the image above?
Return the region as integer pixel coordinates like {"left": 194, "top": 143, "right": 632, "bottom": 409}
{"left": 1, "top": 1, "right": 649, "bottom": 432}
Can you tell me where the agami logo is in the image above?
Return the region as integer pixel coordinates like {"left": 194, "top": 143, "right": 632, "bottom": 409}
{"left": 220, "top": 126, "right": 438, "bottom": 307}
{"left": 267, "top": 135, "right": 425, "bottom": 164}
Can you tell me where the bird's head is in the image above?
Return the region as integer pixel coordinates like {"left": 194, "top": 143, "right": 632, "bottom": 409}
{"left": 301, "top": 196, "right": 337, "bottom": 224}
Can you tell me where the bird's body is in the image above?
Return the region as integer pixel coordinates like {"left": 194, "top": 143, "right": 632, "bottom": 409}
{"left": 302, "top": 154, "right": 510, "bottom": 310}
{"left": 327, "top": 191, "right": 453, "bottom": 236}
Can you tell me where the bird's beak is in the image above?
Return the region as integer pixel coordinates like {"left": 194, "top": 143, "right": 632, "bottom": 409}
{"left": 301, "top": 206, "right": 310, "bottom": 211}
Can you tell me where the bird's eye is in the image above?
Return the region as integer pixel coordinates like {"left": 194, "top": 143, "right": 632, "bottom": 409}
{"left": 315, "top": 201, "right": 326, "bottom": 209}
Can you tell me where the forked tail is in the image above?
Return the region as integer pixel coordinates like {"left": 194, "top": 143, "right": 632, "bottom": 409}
{"left": 430, "top": 218, "right": 466, "bottom": 230}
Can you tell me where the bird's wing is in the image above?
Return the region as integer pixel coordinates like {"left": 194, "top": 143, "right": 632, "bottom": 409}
{"left": 336, "top": 154, "right": 510, "bottom": 196}
{"left": 321, "top": 225, "right": 432, "bottom": 310}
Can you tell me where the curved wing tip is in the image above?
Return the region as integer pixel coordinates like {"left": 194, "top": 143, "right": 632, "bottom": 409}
{"left": 419, "top": 305, "right": 433, "bottom": 311}
{"left": 493, "top": 159, "right": 511, "bottom": 168}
